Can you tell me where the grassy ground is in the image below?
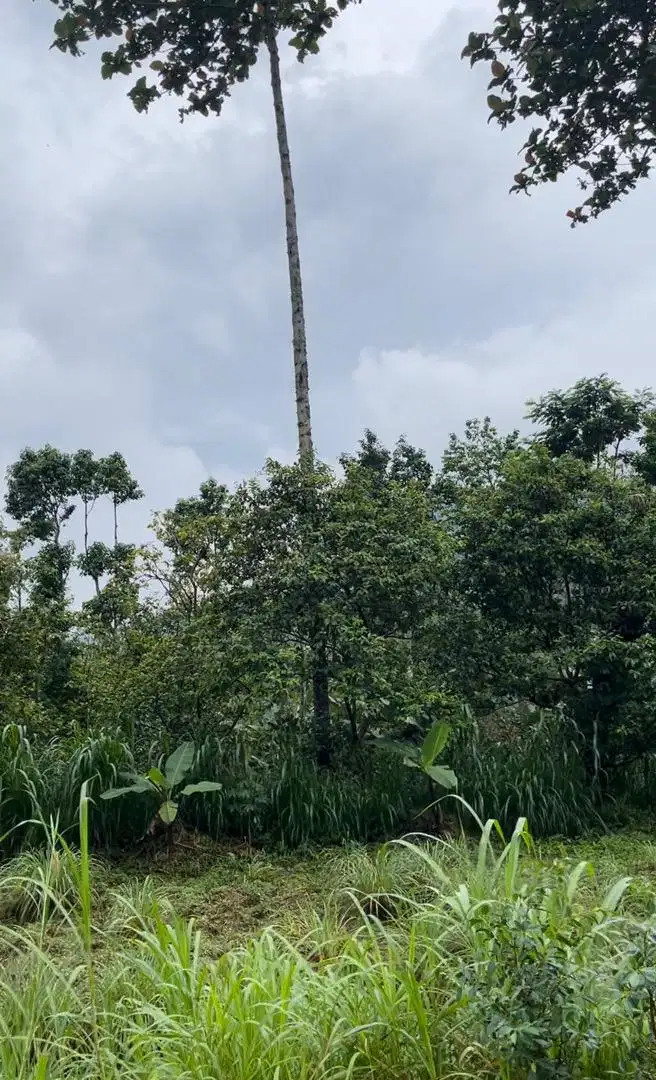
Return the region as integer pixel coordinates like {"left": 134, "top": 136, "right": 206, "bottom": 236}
{"left": 1, "top": 821, "right": 655, "bottom": 1078}
{"left": 1, "top": 825, "right": 655, "bottom": 955}
{"left": 8, "top": 823, "right": 648, "bottom": 963}
{"left": 112, "top": 827, "right": 656, "bottom": 940}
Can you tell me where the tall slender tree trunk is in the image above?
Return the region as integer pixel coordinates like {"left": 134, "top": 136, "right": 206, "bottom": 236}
{"left": 265, "top": 20, "right": 331, "bottom": 767}
{"left": 265, "top": 25, "right": 313, "bottom": 463}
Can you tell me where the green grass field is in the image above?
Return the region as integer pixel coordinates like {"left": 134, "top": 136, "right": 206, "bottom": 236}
{"left": 89, "top": 826, "right": 656, "bottom": 948}
{"left": 1, "top": 816, "right": 655, "bottom": 1078}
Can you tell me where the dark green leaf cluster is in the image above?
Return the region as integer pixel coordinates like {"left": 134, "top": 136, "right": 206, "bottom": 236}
{"left": 47, "top": 0, "right": 360, "bottom": 118}
{"left": 463, "top": 0, "right": 656, "bottom": 222}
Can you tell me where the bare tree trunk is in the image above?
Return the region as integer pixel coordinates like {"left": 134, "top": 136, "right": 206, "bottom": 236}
{"left": 311, "top": 628, "right": 331, "bottom": 768}
{"left": 265, "top": 26, "right": 313, "bottom": 462}
{"left": 264, "top": 17, "right": 330, "bottom": 766}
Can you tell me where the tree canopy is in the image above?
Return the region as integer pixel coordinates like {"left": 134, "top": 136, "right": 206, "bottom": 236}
{"left": 3, "top": 375, "right": 656, "bottom": 843}
{"left": 47, "top": 0, "right": 358, "bottom": 117}
{"left": 463, "top": 0, "right": 656, "bottom": 222}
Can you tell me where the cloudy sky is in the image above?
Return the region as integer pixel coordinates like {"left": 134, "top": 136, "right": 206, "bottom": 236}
{"left": 2, "top": 0, "right": 656, "bottom": 545}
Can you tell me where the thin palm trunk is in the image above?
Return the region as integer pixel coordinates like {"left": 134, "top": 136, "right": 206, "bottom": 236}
{"left": 265, "top": 26, "right": 313, "bottom": 462}
{"left": 265, "top": 22, "right": 331, "bottom": 766}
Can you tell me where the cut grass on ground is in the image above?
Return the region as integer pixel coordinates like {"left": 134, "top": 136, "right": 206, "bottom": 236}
{"left": 3, "top": 825, "right": 654, "bottom": 960}
{"left": 0, "top": 822, "right": 655, "bottom": 1079}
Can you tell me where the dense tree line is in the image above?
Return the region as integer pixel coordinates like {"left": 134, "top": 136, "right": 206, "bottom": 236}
{"left": 2, "top": 375, "right": 656, "bottom": 845}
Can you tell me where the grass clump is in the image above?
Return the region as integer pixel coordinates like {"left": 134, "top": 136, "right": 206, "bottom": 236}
{"left": 0, "top": 792, "right": 655, "bottom": 1079}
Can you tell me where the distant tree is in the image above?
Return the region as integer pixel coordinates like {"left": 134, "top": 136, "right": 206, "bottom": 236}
{"left": 634, "top": 409, "right": 656, "bottom": 485}
{"left": 97, "top": 452, "right": 143, "bottom": 546}
{"left": 435, "top": 417, "right": 521, "bottom": 509}
{"left": 144, "top": 479, "right": 229, "bottom": 618}
{"left": 526, "top": 375, "right": 654, "bottom": 465}
{"left": 339, "top": 430, "right": 434, "bottom": 492}
{"left": 5, "top": 446, "right": 77, "bottom": 603}
{"left": 71, "top": 449, "right": 101, "bottom": 556}
{"left": 462, "top": 0, "right": 656, "bottom": 223}
{"left": 5, "top": 446, "right": 75, "bottom": 547}
{"left": 78, "top": 541, "right": 114, "bottom": 598}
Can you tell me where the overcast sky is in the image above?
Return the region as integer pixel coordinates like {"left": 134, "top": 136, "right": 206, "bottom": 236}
{"left": 2, "top": 0, "right": 656, "bottom": 545}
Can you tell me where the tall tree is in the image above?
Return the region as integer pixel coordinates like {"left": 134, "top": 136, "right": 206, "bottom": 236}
{"left": 71, "top": 448, "right": 101, "bottom": 556}
{"left": 45, "top": 0, "right": 360, "bottom": 459}
{"left": 5, "top": 446, "right": 77, "bottom": 603}
{"left": 463, "top": 0, "right": 656, "bottom": 223}
{"left": 97, "top": 452, "right": 144, "bottom": 546}
{"left": 42, "top": 0, "right": 363, "bottom": 765}
{"left": 5, "top": 446, "right": 75, "bottom": 548}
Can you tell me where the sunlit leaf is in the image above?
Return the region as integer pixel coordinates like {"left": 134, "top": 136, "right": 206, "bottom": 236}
{"left": 158, "top": 800, "right": 179, "bottom": 824}
{"left": 180, "top": 781, "right": 223, "bottom": 796}
{"left": 421, "top": 721, "right": 451, "bottom": 769}
{"left": 424, "top": 764, "right": 458, "bottom": 790}
{"left": 165, "top": 742, "right": 195, "bottom": 787}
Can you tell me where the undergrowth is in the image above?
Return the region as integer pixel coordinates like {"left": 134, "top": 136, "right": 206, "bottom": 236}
{"left": 0, "top": 790, "right": 655, "bottom": 1079}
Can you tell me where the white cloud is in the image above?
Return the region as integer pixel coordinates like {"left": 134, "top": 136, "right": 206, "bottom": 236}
{"left": 3, "top": 0, "right": 656, "bottom": 519}
{"left": 0, "top": 324, "right": 209, "bottom": 539}
{"left": 350, "top": 279, "right": 656, "bottom": 461}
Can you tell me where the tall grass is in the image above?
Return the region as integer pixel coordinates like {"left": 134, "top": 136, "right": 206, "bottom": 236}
{"left": 451, "top": 705, "right": 601, "bottom": 837}
{"left": 270, "top": 753, "right": 416, "bottom": 849}
{"left": 0, "top": 724, "right": 46, "bottom": 853}
{"left": 0, "top": 709, "right": 633, "bottom": 857}
{"left": 0, "top": 801, "right": 654, "bottom": 1079}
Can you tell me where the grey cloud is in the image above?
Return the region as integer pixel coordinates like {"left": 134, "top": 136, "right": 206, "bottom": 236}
{"left": 2, "top": 0, "right": 656, "bottom": 520}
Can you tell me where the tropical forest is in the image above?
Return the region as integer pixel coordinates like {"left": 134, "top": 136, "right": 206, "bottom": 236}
{"left": 2, "top": 1, "right": 656, "bottom": 1078}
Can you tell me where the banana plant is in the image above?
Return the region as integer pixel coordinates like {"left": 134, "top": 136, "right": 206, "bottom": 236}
{"left": 403, "top": 721, "right": 458, "bottom": 791}
{"left": 101, "top": 741, "right": 221, "bottom": 851}
{"left": 374, "top": 720, "right": 458, "bottom": 833}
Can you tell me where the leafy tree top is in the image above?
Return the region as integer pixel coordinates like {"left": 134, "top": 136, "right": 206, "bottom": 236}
{"left": 463, "top": 0, "right": 656, "bottom": 223}
{"left": 97, "top": 453, "right": 144, "bottom": 506}
{"left": 526, "top": 375, "right": 654, "bottom": 463}
{"left": 5, "top": 446, "right": 75, "bottom": 540}
{"left": 46, "top": 0, "right": 359, "bottom": 117}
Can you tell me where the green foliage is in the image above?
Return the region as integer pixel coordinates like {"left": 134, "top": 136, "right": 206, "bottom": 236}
{"left": 3, "top": 376, "right": 656, "bottom": 851}
{"left": 5, "top": 445, "right": 75, "bottom": 544}
{"left": 0, "top": 809, "right": 655, "bottom": 1078}
{"left": 463, "top": 0, "right": 656, "bottom": 222}
{"left": 46, "top": 0, "right": 361, "bottom": 117}
{"left": 403, "top": 719, "right": 458, "bottom": 790}
{"left": 451, "top": 705, "right": 600, "bottom": 838}
{"left": 374, "top": 719, "right": 458, "bottom": 834}
{"left": 527, "top": 375, "right": 654, "bottom": 464}
{"left": 101, "top": 740, "right": 222, "bottom": 833}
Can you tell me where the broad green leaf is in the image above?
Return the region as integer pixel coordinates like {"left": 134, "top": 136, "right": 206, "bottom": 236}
{"left": 601, "top": 876, "right": 632, "bottom": 912}
{"left": 147, "top": 767, "right": 167, "bottom": 789}
{"left": 421, "top": 721, "right": 451, "bottom": 769}
{"left": 165, "top": 742, "right": 195, "bottom": 788}
{"left": 180, "top": 781, "right": 223, "bottom": 797}
{"left": 100, "top": 780, "right": 153, "bottom": 800}
{"left": 158, "top": 800, "right": 178, "bottom": 825}
{"left": 424, "top": 764, "right": 458, "bottom": 790}
{"left": 372, "top": 737, "right": 419, "bottom": 762}
{"left": 402, "top": 756, "right": 421, "bottom": 771}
